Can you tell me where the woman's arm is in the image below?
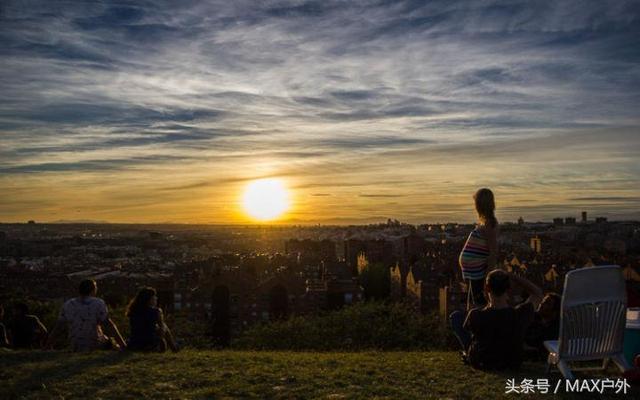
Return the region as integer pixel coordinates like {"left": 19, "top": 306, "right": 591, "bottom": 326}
{"left": 158, "top": 309, "right": 179, "bottom": 352}
{"left": 102, "top": 318, "right": 126, "bottom": 349}
{"left": 509, "top": 273, "right": 543, "bottom": 308}
{"left": 33, "top": 316, "right": 48, "bottom": 348}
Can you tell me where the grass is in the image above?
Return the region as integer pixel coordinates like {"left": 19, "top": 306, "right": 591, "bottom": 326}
{"left": 0, "top": 349, "right": 637, "bottom": 399}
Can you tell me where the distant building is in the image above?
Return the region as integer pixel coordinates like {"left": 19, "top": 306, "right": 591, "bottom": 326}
{"left": 390, "top": 262, "right": 408, "bottom": 300}
{"left": 553, "top": 218, "right": 564, "bottom": 226}
{"left": 565, "top": 217, "right": 576, "bottom": 225}
{"left": 530, "top": 236, "right": 542, "bottom": 253}
{"left": 581, "top": 211, "right": 588, "bottom": 223}
{"left": 406, "top": 265, "right": 439, "bottom": 313}
{"left": 344, "top": 238, "right": 394, "bottom": 272}
{"left": 402, "top": 233, "right": 426, "bottom": 263}
{"left": 517, "top": 217, "right": 524, "bottom": 225}
{"left": 319, "top": 260, "right": 349, "bottom": 280}
{"left": 356, "top": 252, "right": 369, "bottom": 274}
{"left": 439, "top": 284, "right": 467, "bottom": 321}
{"left": 27, "top": 220, "right": 36, "bottom": 224}
{"left": 170, "top": 255, "right": 366, "bottom": 346}
{"left": 544, "top": 265, "right": 561, "bottom": 289}
{"left": 285, "top": 239, "right": 336, "bottom": 263}
{"left": 596, "top": 217, "right": 608, "bottom": 224}
{"left": 344, "top": 239, "right": 366, "bottom": 270}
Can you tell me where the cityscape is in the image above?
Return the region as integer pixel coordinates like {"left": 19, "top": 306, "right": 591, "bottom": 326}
{"left": 2, "top": 213, "right": 639, "bottom": 344}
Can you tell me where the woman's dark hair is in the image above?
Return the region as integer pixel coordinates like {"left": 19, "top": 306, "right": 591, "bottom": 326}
{"left": 126, "top": 287, "right": 157, "bottom": 317}
{"left": 474, "top": 188, "right": 497, "bottom": 228}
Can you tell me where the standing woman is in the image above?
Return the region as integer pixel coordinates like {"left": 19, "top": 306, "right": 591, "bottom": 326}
{"left": 459, "top": 188, "right": 499, "bottom": 308}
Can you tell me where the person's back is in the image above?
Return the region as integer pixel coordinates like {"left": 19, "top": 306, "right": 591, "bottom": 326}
{"left": 60, "top": 296, "right": 109, "bottom": 351}
{"left": 47, "top": 279, "right": 126, "bottom": 352}
{"left": 126, "top": 287, "right": 178, "bottom": 352}
{"left": 128, "top": 306, "right": 161, "bottom": 351}
{"left": 453, "top": 270, "right": 541, "bottom": 370}
{"left": 465, "top": 302, "right": 534, "bottom": 369}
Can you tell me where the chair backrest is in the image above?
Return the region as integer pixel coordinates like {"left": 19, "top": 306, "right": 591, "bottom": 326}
{"left": 558, "top": 265, "right": 627, "bottom": 360}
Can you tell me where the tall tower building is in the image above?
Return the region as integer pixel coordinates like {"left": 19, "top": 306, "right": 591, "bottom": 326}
{"left": 530, "top": 236, "right": 542, "bottom": 254}
{"left": 581, "top": 211, "right": 587, "bottom": 223}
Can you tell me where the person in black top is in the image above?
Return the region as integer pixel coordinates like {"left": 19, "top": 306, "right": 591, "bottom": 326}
{"left": 10, "top": 303, "right": 48, "bottom": 349}
{"left": 0, "top": 305, "right": 9, "bottom": 347}
{"left": 524, "top": 292, "right": 561, "bottom": 357}
{"left": 126, "top": 287, "right": 178, "bottom": 352}
{"left": 450, "top": 270, "right": 543, "bottom": 370}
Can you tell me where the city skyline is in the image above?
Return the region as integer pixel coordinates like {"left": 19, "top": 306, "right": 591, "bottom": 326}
{"left": 1, "top": 1, "right": 640, "bottom": 224}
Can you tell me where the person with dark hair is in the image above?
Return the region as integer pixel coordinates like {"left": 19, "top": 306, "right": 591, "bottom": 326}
{"left": 9, "top": 302, "right": 48, "bottom": 349}
{"left": 46, "top": 279, "right": 126, "bottom": 351}
{"left": 450, "top": 270, "right": 543, "bottom": 370}
{"left": 525, "top": 292, "right": 562, "bottom": 356}
{"left": 0, "top": 305, "right": 9, "bottom": 347}
{"left": 459, "top": 188, "right": 499, "bottom": 307}
{"left": 126, "top": 287, "right": 178, "bottom": 352}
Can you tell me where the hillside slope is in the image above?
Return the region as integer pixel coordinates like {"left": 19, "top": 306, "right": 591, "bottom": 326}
{"left": 0, "top": 350, "right": 635, "bottom": 399}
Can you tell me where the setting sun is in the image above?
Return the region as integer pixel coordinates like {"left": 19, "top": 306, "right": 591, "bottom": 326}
{"left": 242, "top": 178, "right": 290, "bottom": 221}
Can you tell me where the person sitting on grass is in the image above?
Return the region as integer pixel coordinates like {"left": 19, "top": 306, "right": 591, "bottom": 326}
{"left": 46, "top": 279, "right": 126, "bottom": 351}
{"left": 10, "top": 302, "right": 48, "bottom": 349}
{"left": 450, "top": 270, "right": 543, "bottom": 370}
{"left": 126, "top": 287, "right": 178, "bottom": 352}
{"left": 524, "top": 292, "right": 561, "bottom": 358}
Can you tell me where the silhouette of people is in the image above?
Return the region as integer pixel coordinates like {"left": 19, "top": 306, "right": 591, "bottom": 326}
{"left": 46, "top": 279, "right": 126, "bottom": 351}
{"left": 0, "top": 305, "right": 9, "bottom": 347}
{"left": 459, "top": 188, "right": 499, "bottom": 307}
{"left": 450, "top": 270, "right": 543, "bottom": 370}
{"left": 126, "top": 287, "right": 178, "bottom": 352}
{"left": 524, "top": 292, "right": 561, "bottom": 357}
{"left": 9, "top": 302, "right": 48, "bottom": 349}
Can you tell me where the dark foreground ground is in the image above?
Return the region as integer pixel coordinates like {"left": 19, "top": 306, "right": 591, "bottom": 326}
{"left": 0, "top": 349, "right": 637, "bottom": 399}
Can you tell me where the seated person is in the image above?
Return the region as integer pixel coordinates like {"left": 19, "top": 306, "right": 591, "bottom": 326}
{"left": 450, "top": 270, "right": 543, "bottom": 370}
{"left": 10, "top": 303, "right": 48, "bottom": 349}
{"left": 46, "top": 279, "right": 126, "bottom": 351}
{"left": 126, "top": 287, "right": 178, "bottom": 352}
{"left": 524, "top": 293, "right": 561, "bottom": 357}
{"left": 0, "top": 305, "right": 9, "bottom": 347}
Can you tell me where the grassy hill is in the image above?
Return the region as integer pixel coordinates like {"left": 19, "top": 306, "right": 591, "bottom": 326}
{"left": 1, "top": 349, "right": 636, "bottom": 399}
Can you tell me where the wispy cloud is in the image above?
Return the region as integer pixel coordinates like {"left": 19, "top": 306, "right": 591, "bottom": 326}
{"left": 1, "top": 0, "right": 639, "bottom": 222}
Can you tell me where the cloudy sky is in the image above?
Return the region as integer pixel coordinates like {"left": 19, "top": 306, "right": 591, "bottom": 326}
{"left": 1, "top": 0, "right": 639, "bottom": 224}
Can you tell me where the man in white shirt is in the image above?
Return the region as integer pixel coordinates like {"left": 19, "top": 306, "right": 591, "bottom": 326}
{"left": 47, "top": 279, "right": 126, "bottom": 351}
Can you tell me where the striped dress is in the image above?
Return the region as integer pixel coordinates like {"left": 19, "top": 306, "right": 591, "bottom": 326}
{"left": 459, "top": 228, "right": 490, "bottom": 281}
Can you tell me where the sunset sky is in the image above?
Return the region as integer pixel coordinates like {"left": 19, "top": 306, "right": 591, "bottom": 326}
{"left": 1, "top": 0, "right": 639, "bottom": 224}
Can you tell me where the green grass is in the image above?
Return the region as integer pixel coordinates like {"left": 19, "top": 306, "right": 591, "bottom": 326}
{"left": 0, "top": 349, "right": 636, "bottom": 399}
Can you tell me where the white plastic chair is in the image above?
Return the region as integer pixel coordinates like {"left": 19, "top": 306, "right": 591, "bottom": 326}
{"left": 545, "top": 265, "right": 633, "bottom": 380}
